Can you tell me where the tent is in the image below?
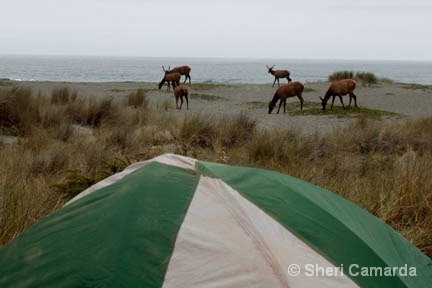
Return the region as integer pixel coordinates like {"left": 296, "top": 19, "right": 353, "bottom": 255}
{"left": 0, "top": 153, "right": 431, "bottom": 287}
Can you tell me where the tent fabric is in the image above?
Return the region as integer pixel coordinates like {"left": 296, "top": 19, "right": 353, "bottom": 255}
{"left": 0, "top": 153, "right": 431, "bottom": 288}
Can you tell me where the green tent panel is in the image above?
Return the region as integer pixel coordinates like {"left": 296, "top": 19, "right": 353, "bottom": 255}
{"left": 0, "top": 154, "right": 431, "bottom": 287}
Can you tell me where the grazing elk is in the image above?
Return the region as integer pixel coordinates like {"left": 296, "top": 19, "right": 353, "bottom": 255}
{"left": 173, "top": 85, "right": 189, "bottom": 110}
{"left": 158, "top": 66, "right": 181, "bottom": 91}
{"left": 268, "top": 81, "right": 304, "bottom": 114}
{"left": 266, "top": 64, "right": 292, "bottom": 87}
{"left": 168, "top": 65, "right": 192, "bottom": 84}
{"left": 320, "top": 79, "right": 357, "bottom": 110}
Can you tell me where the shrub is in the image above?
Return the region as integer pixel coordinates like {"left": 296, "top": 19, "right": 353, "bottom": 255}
{"left": 0, "top": 87, "right": 40, "bottom": 136}
{"left": 218, "top": 113, "right": 256, "bottom": 148}
{"left": 51, "top": 87, "right": 77, "bottom": 104}
{"left": 328, "top": 71, "right": 380, "bottom": 86}
{"left": 328, "top": 71, "right": 354, "bottom": 81}
{"left": 355, "top": 72, "right": 378, "bottom": 86}
{"left": 127, "top": 88, "right": 149, "bottom": 108}
{"left": 180, "top": 114, "right": 217, "bottom": 148}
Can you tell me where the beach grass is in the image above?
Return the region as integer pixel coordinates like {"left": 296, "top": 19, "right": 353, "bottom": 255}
{"left": 401, "top": 83, "right": 432, "bottom": 90}
{"left": 290, "top": 102, "right": 403, "bottom": 119}
{"left": 0, "top": 85, "right": 431, "bottom": 259}
{"left": 190, "top": 93, "right": 226, "bottom": 101}
{"left": 191, "top": 82, "right": 228, "bottom": 90}
{"left": 328, "top": 71, "right": 393, "bottom": 86}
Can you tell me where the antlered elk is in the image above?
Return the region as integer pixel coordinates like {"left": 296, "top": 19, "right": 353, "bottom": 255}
{"left": 168, "top": 65, "right": 191, "bottom": 84}
{"left": 173, "top": 85, "right": 189, "bottom": 110}
{"left": 158, "top": 66, "right": 181, "bottom": 91}
{"left": 266, "top": 64, "right": 292, "bottom": 87}
{"left": 320, "top": 79, "right": 357, "bottom": 110}
{"left": 268, "top": 82, "right": 304, "bottom": 114}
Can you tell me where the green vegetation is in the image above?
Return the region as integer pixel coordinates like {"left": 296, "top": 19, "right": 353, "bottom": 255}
{"left": 190, "top": 93, "right": 226, "bottom": 101}
{"left": 401, "top": 83, "right": 432, "bottom": 91}
{"left": 329, "top": 71, "right": 355, "bottom": 81}
{"left": 289, "top": 102, "right": 402, "bottom": 119}
{"left": 328, "top": 71, "right": 390, "bottom": 86}
{"left": 303, "top": 87, "right": 315, "bottom": 93}
{"left": 247, "top": 101, "right": 268, "bottom": 109}
{"left": 0, "top": 79, "right": 15, "bottom": 87}
{"left": 0, "top": 85, "right": 431, "bottom": 259}
{"left": 192, "top": 82, "right": 227, "bottom": 90}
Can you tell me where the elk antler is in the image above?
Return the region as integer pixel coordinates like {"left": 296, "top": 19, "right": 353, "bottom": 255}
{"left": 162, "top": 65, "right": 171, "bottom": 72}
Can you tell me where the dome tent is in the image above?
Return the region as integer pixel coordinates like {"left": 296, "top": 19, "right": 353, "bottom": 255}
{"left": 0, "top": 153, "right": 431, "bottom": 287}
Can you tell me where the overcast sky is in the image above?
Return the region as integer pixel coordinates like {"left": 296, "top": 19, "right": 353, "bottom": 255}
{"left": 2, "top": 0, "right": 432, "bottom": 61}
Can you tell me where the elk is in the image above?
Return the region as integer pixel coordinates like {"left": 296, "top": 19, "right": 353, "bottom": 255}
{"left": 168, "top": 65, "right": 191, "bottom": 84}
{"left": 266, "top": 64, "right": 292, "bottom": 87}
{"left": 173, "top": 85, "right": 189, "bottom": 110}
{"left": 320, "top": 79, "right": 357, "bottom": 110}
{"left": 268, "top": 81, "right": 304, "bottom": 114}
{"left": 158, "top": 66, "right": 181, "bottom": 91}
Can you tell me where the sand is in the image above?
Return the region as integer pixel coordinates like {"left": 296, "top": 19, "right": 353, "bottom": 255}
{"left": 13, "top": 80, "right": 432, "bottom": 134}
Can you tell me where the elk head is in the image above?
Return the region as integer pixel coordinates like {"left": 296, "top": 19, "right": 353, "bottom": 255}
{"left": 319, "top": 96, "right": 327, "bottom": 110}
{"left": 266, "top": 64, "right": 275, "bottom": 74}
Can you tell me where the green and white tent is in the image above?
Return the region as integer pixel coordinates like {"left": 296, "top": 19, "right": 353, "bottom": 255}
{"left": 0, "top": 154, "right": 431, "bottom": 287}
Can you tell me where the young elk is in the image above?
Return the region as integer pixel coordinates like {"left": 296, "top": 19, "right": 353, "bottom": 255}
{"left": 158, "top": 66, "right": 181, "bottom": 91}
{"left": 168, "top": 65, "right": 191, "bottom": 84}
{"left": 173, "top": 85, "right": 189, "bottom": 110}
{"left": 266, "top": 64, "right": 292, "bottom": 87}
{"left": 320, "top": 79, "right": 357, "bottom": 110}
{"left": 268, "top": 81, "right": 304, "bottom": 114}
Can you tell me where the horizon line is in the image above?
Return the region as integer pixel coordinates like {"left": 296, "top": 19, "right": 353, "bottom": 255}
{"left": 1, "top": 53, "right": 432, "bottom": 63}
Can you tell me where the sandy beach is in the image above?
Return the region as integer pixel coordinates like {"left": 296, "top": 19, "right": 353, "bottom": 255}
{"left": 13, "top": 80, "right": 432, "bottom": 134}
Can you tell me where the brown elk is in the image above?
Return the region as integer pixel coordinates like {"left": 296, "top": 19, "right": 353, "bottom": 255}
{"left": 320, "top": 79, "right": 357, "bottom": 110}
{"left": 168, "top": 65, "right": 191, "bottom": 84}
{"left": 268, "top": 81, "right": 304, "bottom": 114}
{"left": 173, "top": 85, "right": 189, "bottom": 110}
{"left": 158, "top": 66, "right": 181, "bottom": 91}
{"left": 266, "top": 64, "right": 292, "bottom": 87}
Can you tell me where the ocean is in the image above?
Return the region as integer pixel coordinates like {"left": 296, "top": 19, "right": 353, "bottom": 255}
{"left": 1, "top": 55, "right": 432, "bottom": 85}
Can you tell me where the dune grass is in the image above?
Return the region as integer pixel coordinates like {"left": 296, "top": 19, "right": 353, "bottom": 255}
{"left": 190, "top": 93, "right": 226, "bottom": 101}
{"left": 401, "top": 83, "right": 432, "bottom": 91}
{"left": 290, "top": 102, "right": 403, "bottom": 119}
{"left": 328, "top": 71, "right": 390, "bottom": 86}
{"left": 0, "top": 85, "right": 431, "bottom": 259}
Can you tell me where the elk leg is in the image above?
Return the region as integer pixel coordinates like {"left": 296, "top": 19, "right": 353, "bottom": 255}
{"left": 176, "top": 97, "right": 179, "bottom": 109}
{"left": 277, "top": 100, "right": 283, "bottom": 114}
{"left": 179, "top": 97, "right": 183, "bottom": 110}
{"left": 272, "top": 78, "right": 277, "bottom": 87}
{"left": 283, "top": 99, "right": 287, "bottom": 113}
{"left": 186, "top": 95, "right": 189, "bottom": 110}
{"left": 331, "top": 95, "right": 336, "bottom": 110}
{"left": 339, "top": 95, "right": 346, "bottom": 109}
{"left": 352, "top": 92, "right": 357, "bottom": 107}
{"left": 298, "top": 95, "right": 304, "bottom": 111}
